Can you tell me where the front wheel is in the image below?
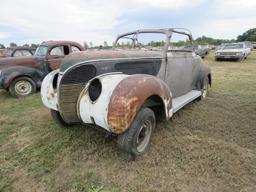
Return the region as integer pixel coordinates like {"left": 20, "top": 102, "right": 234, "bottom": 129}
{"left": 50, "top": 110, "right": 71, "bottom": 128}
{"left": 9, "top": 77, "right": 36, "bottom": 98}
{"left": 117, "top": 107, "right": 156, "bottom": 161}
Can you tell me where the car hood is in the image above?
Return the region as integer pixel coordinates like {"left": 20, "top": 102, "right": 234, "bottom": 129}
{"left": 216, "top": 49, "right": 243, "bottom": 53}
{"left": 0, "top": 56, "right": 43, "bottom": 70}
{"left": 60, "top": 49, "right": 162, "bottom": 72}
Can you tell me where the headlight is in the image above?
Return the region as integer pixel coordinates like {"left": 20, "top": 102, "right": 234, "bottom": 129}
{"left": 236, "top": 52, "right": 243, "bottom": 55}
{"left": 88, "top": 78, "right": 102, "bottom": 103}
{"left": 216, "top": 52, "right": 220, "bottom": 55}
{"left": 0, "top": 70, "right": 2, "bottom": 76}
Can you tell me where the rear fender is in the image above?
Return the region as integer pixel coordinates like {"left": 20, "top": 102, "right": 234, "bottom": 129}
{"left": 198, "top": 63, "right": 211, "bottom": 89}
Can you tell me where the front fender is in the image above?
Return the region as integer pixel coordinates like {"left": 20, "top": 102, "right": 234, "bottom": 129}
{"left": 78, "top": 74, "right": 172, "bottom": 134}
{"left": 0, "top": 66, "right": 44, "bottom": 89}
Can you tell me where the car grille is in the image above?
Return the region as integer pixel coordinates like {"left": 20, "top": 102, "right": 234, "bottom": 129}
{"left": 59, "top": 64, "right": 96, "bottom": 123}
{"left": 220, "top": 52, "right": 237, "bottom": 56}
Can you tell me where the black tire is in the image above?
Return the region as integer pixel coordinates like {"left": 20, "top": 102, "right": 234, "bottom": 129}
{"left": 117, "top": 107, "right": 156, "bottom": 161}
{"left": 9, "top": 76, "right": 36, "bottom": 98}
{"left": 198, "top": 76, "right": 209, "bottom": 101}
{"left": 50, "top": 110, "right": 71, "bottom": 128}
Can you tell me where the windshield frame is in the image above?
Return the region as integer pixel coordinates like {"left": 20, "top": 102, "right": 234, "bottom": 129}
{"left": 113, "top": 28, "right": 193, "bottom": 51}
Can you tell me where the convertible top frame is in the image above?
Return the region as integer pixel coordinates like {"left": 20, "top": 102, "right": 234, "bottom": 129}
{"left": 113, "top": 28, "right": 193, "bottom": 50}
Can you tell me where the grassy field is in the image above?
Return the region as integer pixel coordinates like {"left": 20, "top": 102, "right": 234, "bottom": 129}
{"left": 0, "top": 51, "right": 256, "bottom": 192}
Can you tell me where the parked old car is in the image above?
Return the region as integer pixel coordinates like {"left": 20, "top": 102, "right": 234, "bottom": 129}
{"left": 0, "top": 40, "right": 84, "bottom": 97}
{"left": 215, "top": 42, "right": 251, "bottom": 61}
{"left": 252, "top": 43, "right": 256, "bottom": 49}
{"left": 0, "top": 47, "right": 35, "bottom": 58}
{"left": 182, "top": 45, "right": 208, "bottom": 58}
{"left": 41, "top": 28, "right": 211, "bottom": 161}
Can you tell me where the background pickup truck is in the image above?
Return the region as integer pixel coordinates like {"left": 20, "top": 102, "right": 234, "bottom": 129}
{"left": 0, "top": 40, "right": 85, "bottom": 97}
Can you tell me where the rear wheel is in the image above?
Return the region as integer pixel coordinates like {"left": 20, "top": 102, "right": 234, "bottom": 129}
{"left": 9, "top": 77, "right": 36, "bottom": 97}
{"left": 117, "top": 107, "right": 155, "bottom": 161}
{"left": 51, "top": 110, "right": 71, "bottom": 128}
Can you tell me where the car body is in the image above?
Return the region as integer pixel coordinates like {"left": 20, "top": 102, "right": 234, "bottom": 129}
{"left": 41, "top": 28, "right": 211, "bottom": 160}
{"left": 0, "top": 40, "right": 84, "bottom": 97}
{"left": 0, "top": 47, "right": 35, "bottom": 58}
{"left": 252, "top": 43, "right": 256, "bottom": 49}
{"left": 215, "top": 42, "right": 251, "bottom": 61}
{"left": 244, "top": 41, "right": 253, "bottom": 51}
{"left": 182, "top": 45, "right": 208, "bottom": 58}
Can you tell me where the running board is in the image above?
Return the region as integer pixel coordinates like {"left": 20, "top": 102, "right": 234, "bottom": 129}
{"left": 172, "top": 90, "right": 202, "bottom": 113}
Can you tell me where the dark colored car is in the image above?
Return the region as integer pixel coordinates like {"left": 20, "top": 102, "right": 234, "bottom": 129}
{"left": 41, "top": 28, "right": 212, "bottom": 161}
{"left": 0, "top": 41, "right": 84, "bottom": 97}
{"left": 183, "top": 45, "right": 208, "bottom": 58}
{"left": 0, "top": 47, "right": 35, "bottom": 58}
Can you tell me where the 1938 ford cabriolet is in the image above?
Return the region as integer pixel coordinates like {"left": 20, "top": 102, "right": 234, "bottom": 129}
{"left": 41, "top": 28, "right": 212, "bottom": 160}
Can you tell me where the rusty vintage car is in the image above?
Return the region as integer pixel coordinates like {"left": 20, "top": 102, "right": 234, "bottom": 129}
{"left": 0, "top": 41, "right": 84, "bottom": 97}
{"left": 41, "top": 28, "right": 212, "bottom": 160}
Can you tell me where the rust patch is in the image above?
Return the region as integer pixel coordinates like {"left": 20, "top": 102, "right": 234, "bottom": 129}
{"left": 108, "top": 74, "right": 172, "bottom": 134}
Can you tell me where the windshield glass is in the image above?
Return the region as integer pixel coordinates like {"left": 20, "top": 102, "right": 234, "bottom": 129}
{"left": 115, "top": 33, "right": 167, "bottom": 51}
{"left": 223, "top": 44, "right": 243, "bottom": 49}
{"left": 35, "top": 46, "right": 48, "bottom": 56}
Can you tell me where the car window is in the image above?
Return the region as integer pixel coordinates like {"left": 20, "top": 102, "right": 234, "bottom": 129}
{"left": 13, "top": 50, "right": 23, "bottom": 57}
{"left": 71, "top": 46, "right": 81, "bottom": 52}
{"left": 21, "top": 50, "right": 33, "bottom": 56}
{"left": 50, "top": 46, "right": 64, "bottom": 56}
{"left": 50, "top": 45, "right": 70, "bottom": 56}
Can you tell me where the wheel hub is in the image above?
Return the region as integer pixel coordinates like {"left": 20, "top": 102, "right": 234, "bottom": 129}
{"left": 14, "top": 80, "right": 32, "bottom": 95}
{"left": 136, "top": 120, "right": 152, "bottom": 153}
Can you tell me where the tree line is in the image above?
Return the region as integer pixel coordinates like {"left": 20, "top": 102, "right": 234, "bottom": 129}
{"left": 1, "top": 28, "right": 255, "bottom": 49}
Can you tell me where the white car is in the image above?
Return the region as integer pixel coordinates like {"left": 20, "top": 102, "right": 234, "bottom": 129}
{"left": 215, "top": 42, "right": 251, "bottom": 61}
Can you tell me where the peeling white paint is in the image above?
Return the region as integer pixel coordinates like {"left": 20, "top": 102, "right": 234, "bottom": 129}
{"left": 41, "top": 69, "right": 59, "bottom": 111}
{"left": 79, "top": 74, "right": 129, "bottom": 131}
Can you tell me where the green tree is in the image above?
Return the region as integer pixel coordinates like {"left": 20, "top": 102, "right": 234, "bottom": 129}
{"left": 10, "top": 42, "right": 17, "bottom": 48}
{"left": 237, "top": 28, "right": 256, "bottom": 41}
{"left": 0, "top": 44, "right": 5, "bottom": 49}
{"left": 31, "top": 44, "right": 39, "bottom": 49}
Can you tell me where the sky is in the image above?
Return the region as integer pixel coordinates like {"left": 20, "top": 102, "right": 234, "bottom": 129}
{"left": 0, "top": 0, "right": 255, "bottom": 47}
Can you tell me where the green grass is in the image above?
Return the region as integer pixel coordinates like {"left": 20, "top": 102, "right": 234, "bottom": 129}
{"left": 0, "top": 51, "right": 256, "bottom": 192}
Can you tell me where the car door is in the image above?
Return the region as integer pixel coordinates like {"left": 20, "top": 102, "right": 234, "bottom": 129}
{"left": 47, "top": 45, "right": 70, "bottom": 70}
{"left": 165, "top": 50, "right": 201, "bottom": 98}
